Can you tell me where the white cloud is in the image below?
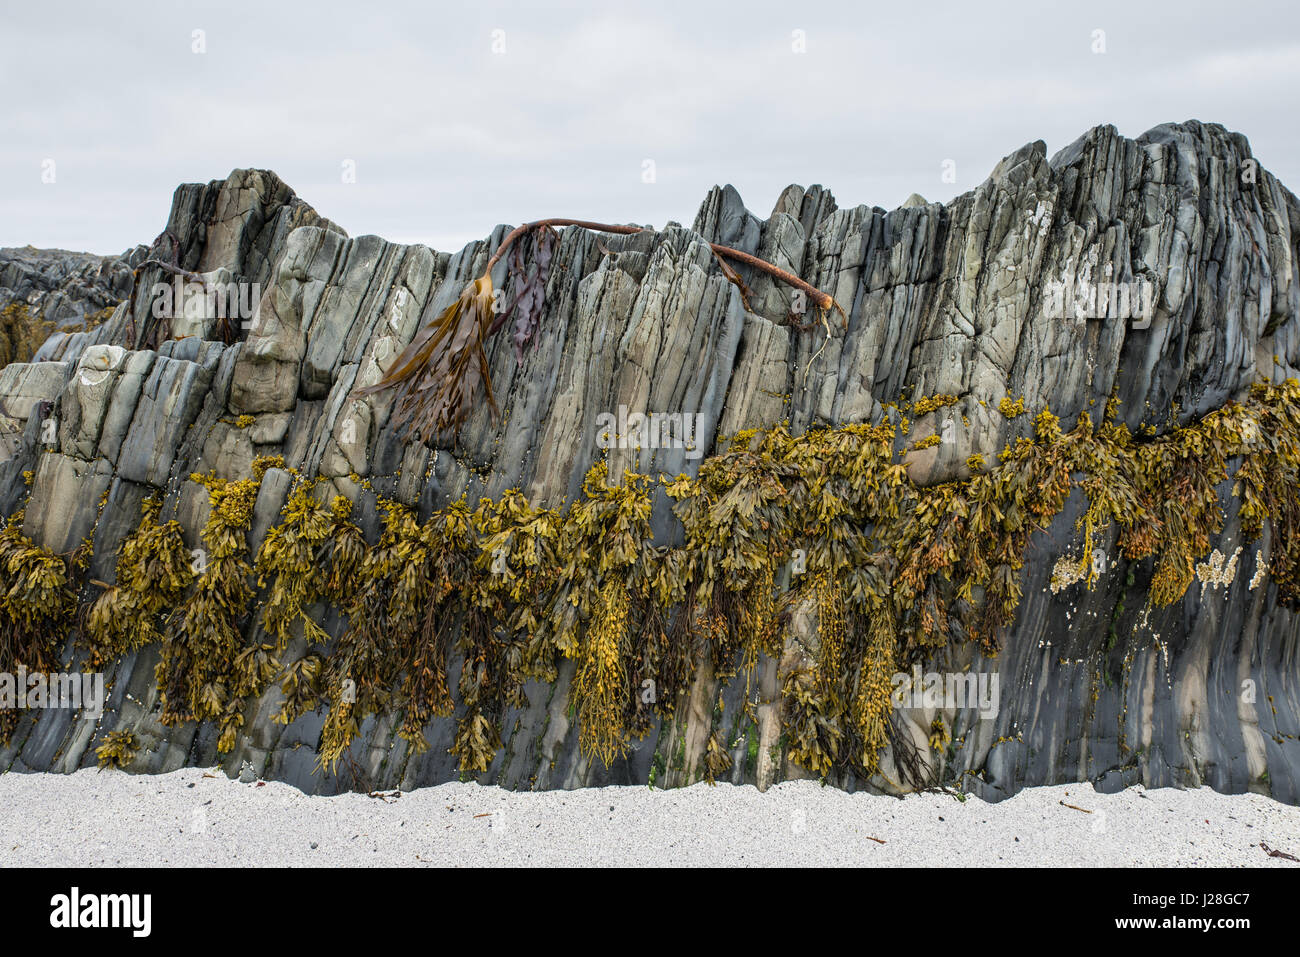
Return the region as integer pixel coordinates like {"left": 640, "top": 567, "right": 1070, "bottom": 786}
{"left": 2, "top": 0, "right": 1297, "bottom": 254}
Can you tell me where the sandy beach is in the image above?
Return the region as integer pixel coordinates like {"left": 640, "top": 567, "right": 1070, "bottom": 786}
{"left": 0, "top": 767, "right": 1296, "bottom": 867}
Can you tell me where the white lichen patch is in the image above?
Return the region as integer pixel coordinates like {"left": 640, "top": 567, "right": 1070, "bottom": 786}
{"left": 1249, "top": 550, "right": 1268, "bottom": 590}
{"left": 1196, "top": 546, "right": 1243, "bottom": 596}
{"left": 1050, "top": 555, "right": 1087, "bottom": 594}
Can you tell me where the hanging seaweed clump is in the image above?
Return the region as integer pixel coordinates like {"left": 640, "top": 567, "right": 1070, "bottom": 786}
{"left": 318, "top": 500, "right": 424, "bottom": 770}
{"left": 413, "top": 501, "right": 492, "bottom": 766}
{"left": 778, "top": 423, "right": 900, "bottom": 778}
{"left": 666, "top": 428, "right": 798, "bottom": 677}
{"left": 496, "top": 224, "right": 558, "bottom": 363}
{"left": 5, "top": 374, "right": 1296, "bottom": 784}
{"left": 354, "top": 277, "right": 500, "bottom": 444}
{"left": 473, "top": 489, "right": 564, "bottom": 683}
{"left": 154, "top": 471, "right": 261, "bottom": 751}
{"left": 1234, "top": 380, "right": 1300, "bottom": 604}
{"left": 537, "top": 463, "right": 658, "bottom": 766}
{"left": 317, "top": 496, "right": 494, "bottom": 771}
{"left": 94, "top": 729, "right": 139, "bottom": 769}
{"left": 0, "top": 514, "right": 86, "bottom": 744}
{"left": 255, "top": 483, "right": 365, "bottom": 725}
{"left": 84, "top": 496, "right": 194, "bottom": 669}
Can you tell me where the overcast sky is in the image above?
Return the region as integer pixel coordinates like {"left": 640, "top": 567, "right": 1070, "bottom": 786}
{"left": 3, "top": 0, "right": 1298, "bottom": 255}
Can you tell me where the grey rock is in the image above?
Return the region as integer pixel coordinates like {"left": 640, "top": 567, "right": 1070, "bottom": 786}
{"left": 0, "top": 361, "right": 69, "bottom": 423}
{"left": 0, "top": 246, "right": 132, "bottom": 339}
{"left": 0, "top": 125, "right": 1297, "bottom": 803}
{"left": 116, "top": 357, "right": 212, "bottom": 486}
{"left": 22, "top": 453, "right": 113, "bottom": 552}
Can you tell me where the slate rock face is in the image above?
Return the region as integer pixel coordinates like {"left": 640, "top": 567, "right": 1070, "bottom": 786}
{"left": 0, "top": 245, "right": 137, "bottom": 333}
{"left": 1, "top": 121, "right": 1298, "bottom": 803}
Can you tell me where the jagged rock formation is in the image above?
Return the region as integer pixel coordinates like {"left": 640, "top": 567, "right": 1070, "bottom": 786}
{"left": 0, "top": 245, "right": 137, "bottom": 327}
{"left": 1, "top": 122, "right": 1298, "bottom": 802}
{"left": 0, "top": 246, "right": 138, "bottom": 366}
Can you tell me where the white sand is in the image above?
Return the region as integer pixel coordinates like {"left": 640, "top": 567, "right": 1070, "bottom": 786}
{"left": 0, "top": 767, "right": 1296, "bottom": 867}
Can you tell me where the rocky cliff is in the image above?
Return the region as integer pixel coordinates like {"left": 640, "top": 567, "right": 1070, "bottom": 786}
{"left": 1, "top": 121, "right": 1298, "bottom": 803}
{"left": 0, "top": 245, "right": 137, "bottom": 367}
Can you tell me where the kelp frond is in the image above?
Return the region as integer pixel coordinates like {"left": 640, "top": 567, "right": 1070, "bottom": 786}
{"left": 354, "top": 275, "right": 498, "bottom": 442}
{"left": 351, "top": 218, "right": 847, "bottom": 444}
